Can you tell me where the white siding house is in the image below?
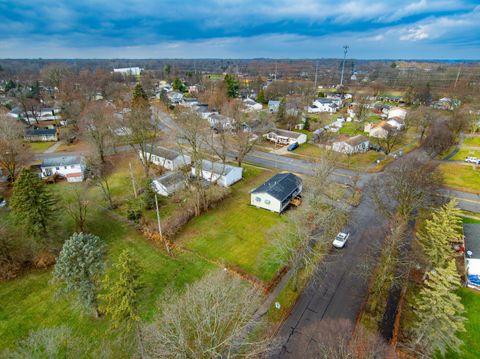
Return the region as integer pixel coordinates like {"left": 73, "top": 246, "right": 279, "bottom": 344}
{"left": 264, "top": 129, "right": 307, "bottom": 146}
{"left": 152, "top": 172, "right": 186, "bottom": 197}
{"left": 387, "top": 107, "right": 407, "bottom": 120}
{"left": 332, "top": 135, "right": 369, "bottom": 154}
{"left": 113, "top": 67, "right": 142, "bottom": 76}
{"left": 140, "top": 145, "right": 191, "bottom": 171}
{"left": 251, "top": 173, "right": 302, "bottom": 213}
{"left": 24, "top": 128, "right": 58, "bottom": 142}
{"left": 308, "top": 98, "right": 339, "bottom": 113}
{"left": 41, "top": 156, "right": 86, "bottom": 182}
{"left": 191, "top": 160, "right": 243, "bottom": 187}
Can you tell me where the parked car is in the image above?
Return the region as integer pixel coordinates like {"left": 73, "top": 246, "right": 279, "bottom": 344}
{"left": 287, "top": 142, "right": 299, "bottom": 151}
{"left": 332, "top": 232, "right": 350, "bottom": 249}
{"left": 465, "top": 156, "right": 480, "bottom": 164}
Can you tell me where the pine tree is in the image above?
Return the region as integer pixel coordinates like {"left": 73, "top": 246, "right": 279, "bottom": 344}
{"left": 132, "top": 83, "right": 148, "bottom": 109}
{"left": 417, "top": 200, "right": 462, "bottom": 268}
{"left": 100, "top": 249, "right": 143, "bottom": 330}
{"left": 224, "top": 74, "right": 239, "bottom": 98}
{"left": 257, "top": 88, "right": 266, "bottom": 104}
{"left": 53, "top": 233, "right": 105, "bottom": 317}
{"left": 409, "top": 261, "right": 465, "bottom": 357}
{"left": 276, "top": 98, "right": 287, "bottom": 125}
{"left": 10, "top": 169, "right": 55, "bottom": 237}
{"left": 172, "top": 77, "right": 185, "bottom": 92}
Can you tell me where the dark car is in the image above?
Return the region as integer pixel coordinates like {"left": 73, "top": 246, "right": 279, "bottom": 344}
{"left": 287, "top": 142, "right": 299, "bottom": 151}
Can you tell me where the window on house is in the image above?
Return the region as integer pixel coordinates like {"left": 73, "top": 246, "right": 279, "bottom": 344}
{"left": 265, "top": 199, "right": 271, "bottom": 205}
{"left": 56, "top": 167, "right": 60, "bottom": 170}
{"left": 71, "top": 166, "right": 75, "bottom": 169}
{"left": 64, "top": 166, "right": 68, "bottom": 169}
{"left": 255, "top": 197, "right": 261, "bottom": 202}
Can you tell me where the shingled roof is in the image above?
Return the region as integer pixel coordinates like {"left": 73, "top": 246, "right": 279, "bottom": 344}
{"left": 251, "top": 173, "right": 302, "bottom": 201}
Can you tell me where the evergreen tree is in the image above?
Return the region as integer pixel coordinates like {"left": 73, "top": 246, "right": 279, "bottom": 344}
{"left": 224, "top": 74, "right": 239, "bottom": 98}
{"left": 417, "top": 200, "right": 462, "bottom": 268}
{"left": 53, "top": 233, "right": 105, "bottom": 317}
{"left": 132, "top": 83, "right": 148, "bottom": 108}
{"left": 172, "top": 77, "right": 185, "bottom": 92}
{"left": 10, "top": 169, "right": 55, "bottom": 237}
{"left": 257, "top": 88, "right": 266, "bottom": 104}
{"left": 141, "top": 179, "right": 157, "bottom": 210}
{"left": 100, "top": 250, "right": 143, "bottom": 331}
{"left": 409, "top": 261, "right": 465, "bottom": 357}
{"left": 276, "top": 98, "right": 287, "bottom": 125}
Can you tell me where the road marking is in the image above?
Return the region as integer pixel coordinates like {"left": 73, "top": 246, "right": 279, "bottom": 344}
{"left": 437, "top": 193, "right": 480, "bottom": 205}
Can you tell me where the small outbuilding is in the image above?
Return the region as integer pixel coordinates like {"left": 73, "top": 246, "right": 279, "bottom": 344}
{"left": 251, "top": 172, "right": 302, "bottom": 213}
{"left": 152, "top": 172, "right": 187, "bottom": 196}
{"left": 191, "top": 160, "right": 243, "bottom": 187}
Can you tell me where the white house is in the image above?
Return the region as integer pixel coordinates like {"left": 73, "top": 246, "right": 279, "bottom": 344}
{"left": 243, "top": 98, "right": 263, "bottom": 111}
{"left": 41, "top": 156, "right": 86, "bottom": 182}
{"left": 464, "top": 224, "right": 480, "bottom": 290}
{"left": 152, "top": 172, "right": 187, "bottom": 197}
{"left": 387, "top": 107, "right": 407, "bottom": 120}
{"left": 264, "top": 129, "right": 307, "bottom": 146}
{"left": 268, "top": 100, "right": 281, "bottom": 113}
{"left": 251, "top": 172, "right": 302, "bottom": 213}
{"left": 387, "top": 116, "right": 405, "bottom": 130}
{"left": 308, "top": 98, "right": 338, "bottom": 113}
{"left": 167, "top": 91, "right": 184, "bottom": 104}
{"left": 113, "top": 67, "right": 143, "bottom": 76}
{"left": 332, "top": 135, "right": 369, "bottom": 155}
{"left": 140, "top": 145, "right": 191, "bottom": 170}
{"left": 24, "top": 128, "right": 58, "bottom": 142}
{"left": 191, "top": 160, "right": 243, "bottom": 187}
{"left": 365, "top": 121, "right": 395, "bottom": 139}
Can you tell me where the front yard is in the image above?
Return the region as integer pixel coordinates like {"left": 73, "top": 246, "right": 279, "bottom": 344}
{"left": 438, "top": 163, "right": 480, "bottom": 194}
{"left": 463, "top": 136, "right": 480, "bottom": 147}
{"left": 175, "top": 166, "right": 287, "bottom": 283}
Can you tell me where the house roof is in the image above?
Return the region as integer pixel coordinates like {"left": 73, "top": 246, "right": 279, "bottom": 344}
{"left": 24, "top": 128, "right": 57, "bottom": 136}
{"left": 251, "top": 173, "right": 302, "bottom": 201}
{"left": 154, "top": 171, "right": 185, "bottom": 190}
{"left": 388, "top": 116, "right": 405, "bottom": 124}
{"left": 345, "top": 135, "right": 368, "bottom": 146}
{"left": 374, "top": 121, "right": 395, "bottom": 131}
{"left": 145, "top": 144, "right": 182, "bottom": 161}
{"left": 464, "top": 224, "right": 480, "bottom": 259}
{"left": 269, "top": 129, "right": 302, "bottom": 139}
{"left": 268, "top": 100, "right": 280, "bottom": 107}
{"left": 198, "top": 160, "right": 239, "bottom": 176}
{"left": 42, "top": 156, "right": 84, "bottom": 167}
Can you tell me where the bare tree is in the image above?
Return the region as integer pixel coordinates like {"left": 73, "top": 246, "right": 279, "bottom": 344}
{"left": 143, "top": 271, "right": 275, "bottom": 358}
{"left": 64, "top": 184, "right": 90, "bottom": 232}
{"left": 0, "top": 112, "right": 31, "bottom": 181}
{"left": 374, "top": 130, "right": 405, "bottom": 155}
{"left": 422, "top": 119, "right": 456, "bottom": 156}
{"left": 405, "top": 105, "right": 433, "bottom": 142}
{"left": 90, "top": 159, "right": 115, "bottom": 209}
{"left": 80, "top": 101, "right": 115, "bottom": 163}
{"left": 369, "top": 155, "right": 442, "bottom": 220}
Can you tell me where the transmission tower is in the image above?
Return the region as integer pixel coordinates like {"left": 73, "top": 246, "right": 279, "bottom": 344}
{"left": 340, "top": 45, "right": 349, "bottom": 87}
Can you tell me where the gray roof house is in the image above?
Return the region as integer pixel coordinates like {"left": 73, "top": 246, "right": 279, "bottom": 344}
{"left": 41, "top": 156, "right": 86, "bottom": 182}
{"left": 191, "top": 160, "right": 243, "bottom": 187}
{"left": 152, "top": 172, "right": 187, "bottom": 197}
{"left": 268, "top": 100, "right": 281, "bottom": 113}
{"left": 251, "top": 172, "right": 303, "bottom": 213}
{"left": 24, "top": 128, "right": 58, "bottom": 142}
{"left": 140, "top": 144, "right": 191, "bottom": 171}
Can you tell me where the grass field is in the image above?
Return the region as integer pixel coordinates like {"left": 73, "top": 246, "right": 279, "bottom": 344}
{"left": 444, "top": 289, "right": 480, "bottom": 359}
{"left": 464, "top": 136, "right": 480, "bottom": 147}
{"left": 175, "top": 166, "right": 286, "bottom": 283}
{"left": 450, "top": 148, "right": 480, "bottom": 161}
{"left": 338, "top": 122, "right": 365, "bottom": 136}
{"left": 0, "top": 203, "right": 213, "bottom": 353}
{"left": 438, "top": 163, "right": 480, "bottom": 193}
{"left": 28, "top": 141, "right": 55, "bottom": 153}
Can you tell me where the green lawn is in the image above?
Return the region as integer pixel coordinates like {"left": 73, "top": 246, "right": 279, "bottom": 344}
{"left": 175, "top": 166, "right": 286, "bottom": 283}
{"left": 28, "top": 141, "right": 56, "bottom": 153}
{"left": 451, "top": 148, "right": 480, "bottom": 161}
{"left": 464, "top": 137, "right": 480, "bottom": 147}
{"left": 0, "top": 205, "right": 213, "bottom": 353}
{"left": 439, "top": 163, "right": 480, "bottom": 194}
{"left": 444, "top": 289, "right": 480, "bottom": 359}
{"left": 338, "top": 122, "right": 365, "bottom": 136}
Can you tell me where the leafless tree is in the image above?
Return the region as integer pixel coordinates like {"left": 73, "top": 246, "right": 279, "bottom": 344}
{"left": 374, "top": 130, "right": 405, "bottom": 155}
{"left": 79, "top": 101, "right": 115, "bottom": 163}
{"left": 0, "top": 112, "right": 31, "bottom": 181}
{"left": 143, "top": 271, "right": 276, "bottom": 358}
{"left": 369, "top": 155, "right": 442, "bottom": 220}
{"left": 64, "top": 183, "right": 90, "bottom": 232}
{"left": 89, "top": 159, "right": 115, "bottom": 209}
{"left": 422, "top": 119, "right": 456, "bottom": 157}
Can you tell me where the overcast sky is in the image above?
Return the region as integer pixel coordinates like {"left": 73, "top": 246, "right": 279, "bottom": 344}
{"left": 1, "top": 0, "right": 479, "bottom": 59}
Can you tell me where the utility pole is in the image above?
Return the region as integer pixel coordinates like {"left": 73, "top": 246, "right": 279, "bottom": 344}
{"left": 454, "top": 66, "right": 462, "bottom": 89}
{"left": 274, "top": 62, "right": 278, "bottom": 81}
{"left": 154, "top": 194, "right": 169, "bottom": 254}
{"left": 129, "top": 162, "right": 137, "bottom": 198}
{"left": 314, "top": 61, "right": 319, "bottom": 89}
{"left": 340, "top": 45, "right": 349, "bottom": 87}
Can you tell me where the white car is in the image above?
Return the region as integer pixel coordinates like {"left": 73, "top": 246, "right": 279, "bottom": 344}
{"left": 332, "top": 232, "right": 350, "bottom": 249}
{"left": 465, "top": 156, "right": 480, "bottom": 164}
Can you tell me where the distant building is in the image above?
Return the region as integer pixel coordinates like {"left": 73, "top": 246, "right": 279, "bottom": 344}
{"left": 24, "top": 128, "right": 58, "bottom": 142}
{"left": 140, "top": 145, "right": 191, "bottom": 171}
{"left": 268, "top": 100, "right": 281, "bottom": 113}
{"left": 251, "top": 172, "right": 303, "bottom": 213}
{"left": 387, "top": 107, "right": 407, "bottom": 120}
{"left": 191, "top": 160, "right": 243, "bottom": 187}
{"left": 41, "top": 156, "right": 86, "bottom": 182}
{"left": 264, "top": 129, "right": 307, "bottom": 146}
{"left": 152, "top": 172, "right": 187, "bottom": 197}
{"left": 308, "top": 98, "right": 338, "bottom": 113}
{"left": 332, "top": 135, "right": 369, "bottom": 154}
{"left": 365, "top": 121, "right": 395, "bottom": 139}
{"left": 113, "top": 67, "right": 143, "bottom": 76}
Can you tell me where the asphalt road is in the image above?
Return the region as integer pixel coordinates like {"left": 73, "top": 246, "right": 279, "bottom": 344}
{"left": 274, "top": 191, "right": 386, "bottom": 358}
